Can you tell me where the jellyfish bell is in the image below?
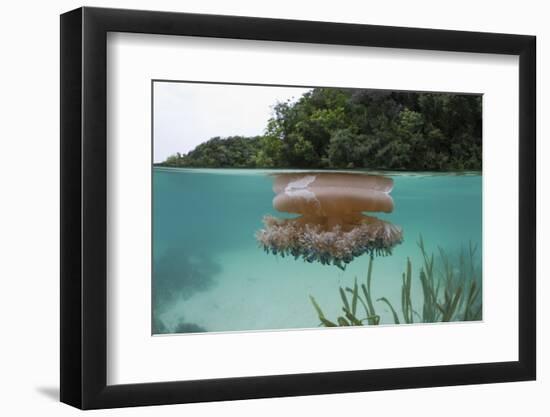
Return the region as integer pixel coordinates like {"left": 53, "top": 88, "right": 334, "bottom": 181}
{"left": 272, "top": 172, "right": 394, "bottom": 195}
{"left": 274, "top": 184, "right": 394, "bottom": 216}
{"left": 256, "top": 172, "right": 403, "bottom": 269}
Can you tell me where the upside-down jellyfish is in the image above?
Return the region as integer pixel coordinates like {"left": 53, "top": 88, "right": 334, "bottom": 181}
{"left": 256, "top": 173, "right": 403, "bottom": 269}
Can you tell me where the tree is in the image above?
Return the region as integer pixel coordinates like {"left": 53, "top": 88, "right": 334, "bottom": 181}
{"left": 157, "top": 88, "right": 482, "bottom": 171}
{"left": 327, "top": 129, "right": 371, "bottom": 168}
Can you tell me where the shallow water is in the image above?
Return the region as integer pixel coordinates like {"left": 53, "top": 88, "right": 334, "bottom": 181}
{"left": 153, "top": 167, "right": 482, "bottom": 334}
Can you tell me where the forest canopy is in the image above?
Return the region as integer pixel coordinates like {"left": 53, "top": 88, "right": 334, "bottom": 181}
{"left": 158, "top": 88, "right": 482, "bottom": 171}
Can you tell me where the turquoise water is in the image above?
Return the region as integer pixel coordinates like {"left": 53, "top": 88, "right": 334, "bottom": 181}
{"left": 153, "top": 167, "right": 482, "bottom": 334}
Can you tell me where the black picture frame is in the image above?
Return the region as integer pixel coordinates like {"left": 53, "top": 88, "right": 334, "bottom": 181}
{"left": 60, "top": 6, "right": 536, "bottom": 410}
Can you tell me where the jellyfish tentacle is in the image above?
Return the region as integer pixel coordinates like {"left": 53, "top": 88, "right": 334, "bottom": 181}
{"left": 256, "top": 214, "right": 403, "bottom": 267}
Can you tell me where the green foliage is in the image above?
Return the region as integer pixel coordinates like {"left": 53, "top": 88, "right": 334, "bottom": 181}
{"left": 159, "top": 136, "right": 263, "bottom": 168}
{"left": 252, "top": 135, "right": 284, "bottom": 168}
{"left": 400, "top": 258, "right": 414, "bottom": 324}
{"left": 158, "top": 88, "right": 482, "bottom": 171}
{"left": 309, "top": 295, "right": 337, "bottom": 327}
{"left": 327, "top": 129, "right": 371, "bottom": 169}
{"left": 310, "top": 238, "right": 482, "bottom": 327}
{"left": 309, "top": 257, "right": 381, "bottom": 327}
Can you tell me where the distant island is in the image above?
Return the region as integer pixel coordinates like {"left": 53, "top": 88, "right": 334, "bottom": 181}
{"left": 156, "top": 88, "right": 482, "bottom": 171}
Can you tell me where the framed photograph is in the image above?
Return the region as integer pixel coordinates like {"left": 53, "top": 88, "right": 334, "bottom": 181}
{"left": 60, "top": 6, "right": 536, "bottom": 409}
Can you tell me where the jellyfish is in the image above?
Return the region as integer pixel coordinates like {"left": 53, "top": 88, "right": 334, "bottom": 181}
{"left": 256, "top": 172, "right": 403, "bottom": 269}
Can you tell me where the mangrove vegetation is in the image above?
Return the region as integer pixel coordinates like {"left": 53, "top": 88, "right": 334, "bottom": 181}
{"left": 158, "top": 88, "right": 482, "bottom": 171}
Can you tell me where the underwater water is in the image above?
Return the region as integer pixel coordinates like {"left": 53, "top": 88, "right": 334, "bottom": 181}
{"left": 153, "top": 167, "right": 482, "bottom": 334}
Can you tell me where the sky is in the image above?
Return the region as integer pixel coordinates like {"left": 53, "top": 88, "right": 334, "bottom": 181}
{"left": 153, "top": 82, "right": 312, "bottom": 163}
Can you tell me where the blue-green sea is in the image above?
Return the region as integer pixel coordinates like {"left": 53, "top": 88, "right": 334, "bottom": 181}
{"left": 152, "top": 167, "right": 482, "bottom": 334}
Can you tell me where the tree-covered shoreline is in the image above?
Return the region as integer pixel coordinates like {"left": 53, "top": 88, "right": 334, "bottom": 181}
{"left": 157, "top": 88, "right": 482, "bottom": 171}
